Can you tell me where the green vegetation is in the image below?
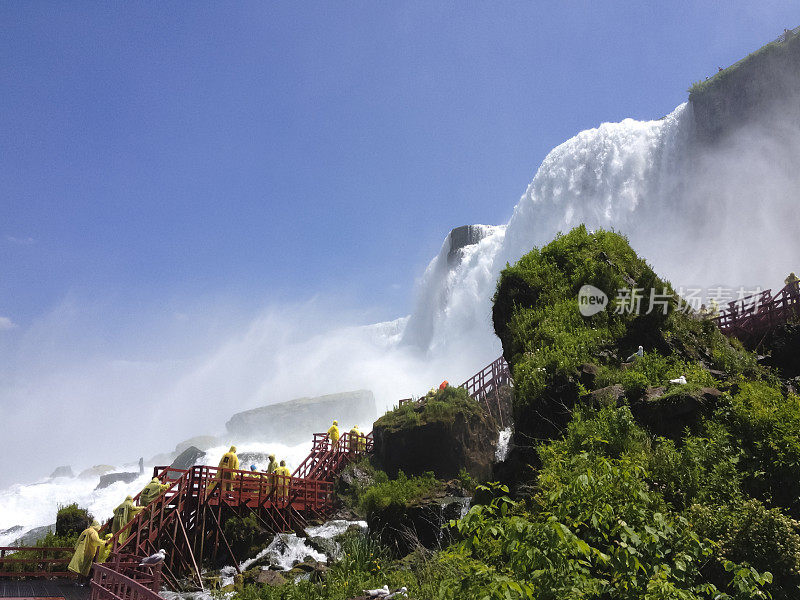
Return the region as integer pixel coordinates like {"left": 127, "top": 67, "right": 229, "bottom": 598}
{"left": 224, "top": 512, "right": 266, "bottom": 558}
{"left": 374, "top": 386, "right": 483, "bottom": 433}
{"left": 233, "top": 227, "right": 800, "bottom": 599}
{"left": 359, "top": 471, "right": 441, "bottom": 517}
{"left": 688, "top": 29, "right": 799, "bottom": 99}
{"left": 3, "top": 507, "right": 85, "bottom": 575}
{"left": 492, "top": 226, "right": 760, "bottom": 429}
{"left": 55, "top": 502, "right": 92, "bottom": 537}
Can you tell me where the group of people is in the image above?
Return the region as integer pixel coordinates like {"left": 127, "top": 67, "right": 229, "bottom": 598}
{"left": 209, "top": 445, "right": 293, "bottom": 498}
{"left": 67, "top": 476, "right": 170, "bottom": 584}
{"left": 326, "top": 420, "right": 367, "bottom": 453}
{"left": 66, "top": 420, "right": 368, "bottom": 584}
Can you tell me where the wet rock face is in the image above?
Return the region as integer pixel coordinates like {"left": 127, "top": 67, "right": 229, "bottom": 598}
{"left": 372, "top": 408, "right": 498, "bottom": 481}
{"left": 95, "top": 471, "right": 139, "bottom": 490}
{"left": 368, "top": 492, "right": 468, "bottom": 555}
{"left": 447, "top": 225, "right": 487, "bottom": 266}
{"left": 49, "top": 465, "right": 73, "bottom": 479}
{"left": 169, "top": 446, "right": 206, "bottom": 471}
{"left": 630, "top": 387, "right": 722, "bottom": 440}
{"left": 226, "top": 390, "right": 377, "bottom": 444}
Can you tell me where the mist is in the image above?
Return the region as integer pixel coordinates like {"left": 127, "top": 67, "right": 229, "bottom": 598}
{"left": 2, "top": 92, "right": 799, "bottom": 537}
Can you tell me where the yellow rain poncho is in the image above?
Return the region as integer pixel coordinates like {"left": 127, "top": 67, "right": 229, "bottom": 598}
{"left": 349, "top": 426, "right": 366, "bottom": 452}
{"left": 217, "top": 446, "right": 240, "bottom": 492}
{"left": 275, "top": 461, "right": 291, "bottom": 499}
{"left": 68, "top": 521, "right": 104, "bottom": 577}
{"left": 327, "top": 421, "right": 340, "bottom": 450}
{"left": 266, "top": 455, "right": 278, "bottom": 474}
{"left": 97, "top": 534, "right": 113, "bottom": 563}
{"left": 139, "top": 477, "right": 170, "bottom": 506}
{"left": 111, "top": 496, "right": 144, "bottom": 543}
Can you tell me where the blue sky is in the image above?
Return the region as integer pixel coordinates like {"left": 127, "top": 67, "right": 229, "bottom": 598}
{"left": 2, "top": 2, "right": 798, "bottom": 334}
{"left": 1, "top": 4, "right": 800, "bottom": 489}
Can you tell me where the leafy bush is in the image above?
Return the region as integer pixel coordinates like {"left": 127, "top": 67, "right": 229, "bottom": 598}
{"left": 718, "top": 381, "right": 800, "bottom": 513}
{"left": 691, "top": 499, "right": 800, "bottom": 600}
{"left": 375, "top": 386, "right": 482, "bottom": 433}
{"left": 55, "top": 503, "right": 92, "bottom": 537}
{"left": 649, "top": 421, "right": 744, "bottom": 510}
{"left": 359, "top": 471, "right": 441, "bottom": 517}
{"left": 223, "top": 512, "right": 264, "bottom": 557}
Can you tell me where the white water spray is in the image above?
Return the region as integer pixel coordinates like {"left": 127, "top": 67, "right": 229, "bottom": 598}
{"left": 3, "top": 99, "right": 800, "bottom": 539}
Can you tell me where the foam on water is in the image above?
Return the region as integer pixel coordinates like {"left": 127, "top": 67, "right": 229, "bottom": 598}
{"left": 5, "top": 100, "right": 800, "bottom": 538}
{"left": 495, "top": 427, "right": 512, "bottom": 462}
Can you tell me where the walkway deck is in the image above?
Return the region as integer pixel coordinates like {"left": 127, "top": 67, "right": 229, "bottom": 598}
{"left": 0, "top": 579, "right": 88, "bottom": 600}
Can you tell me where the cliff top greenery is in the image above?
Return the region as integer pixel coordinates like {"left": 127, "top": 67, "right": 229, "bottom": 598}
{"left": 481, "top": 225, "right": 800, "bottom": 599}
{"left": 688, "top": 27, "right": 800, "bottom": 100}
{"left": 374, "top": 385, "right": 483, "bottom": 433}
{"left": 492, "top": 226, "right": 761, "bottom": 421}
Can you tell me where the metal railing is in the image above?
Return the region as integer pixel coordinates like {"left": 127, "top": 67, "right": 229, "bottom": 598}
{"left": 397, "top": 356, "right": 513, "bottom": 426}
{"left": 0, "top": 546, "right": 73, "bottom": 578}
{"left": 90, "top": 563, "right": 163, "bottom": 600}
{"left": 713, "top": 280, "right": 800, "bottom": 345}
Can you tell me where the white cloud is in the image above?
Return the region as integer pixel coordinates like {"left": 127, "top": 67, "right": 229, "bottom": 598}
{"left": 0, "top": 317, "right": 15, "bottom": 330}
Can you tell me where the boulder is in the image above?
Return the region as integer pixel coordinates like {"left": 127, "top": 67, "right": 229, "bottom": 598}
{"left": 49, "top": 466, "right": 74, "bottom": 479}
{"left": 584, "top": 384, "right": 626, "bottom": 407}
{"left": 576, "top": 363, "right": 600, "bottom": 389}
{"left": 175, "top": 435, "right": 219, "bottom": 455}
{"left": 170, "top": 446, "right": 206, "bottom": 471}
{"left": 631, "top": 387, "right": 722, "bottom": 439}
{"left": 305, "top": 536, "right": 338, "bottom": 560}
{"left": 372, "top": 388, "right": 499, "bottom": 481}
{"left": 256, "top": 570, "right": 287, "bottom": 586}
{"left": 77, "top": 465, "right": 115, "bottom": 479}
{"left": 226, "top": 390, "right": 378, "bottom": 444}
{"left": 95, "top": 472, "right": 139, "bottom": 490}
{"left": 368, "top": 491, "right": 467, "bottom": 555}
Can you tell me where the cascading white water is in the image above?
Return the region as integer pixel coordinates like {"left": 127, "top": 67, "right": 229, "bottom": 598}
{"left": 4, "top": 99, "right": 800, "bottom": 542}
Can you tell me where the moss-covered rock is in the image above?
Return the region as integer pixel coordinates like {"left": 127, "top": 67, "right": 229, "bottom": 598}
{"left": 372, "top": 386, "right": 499, "bottom": 481}
{"left": 492, "top": 226, "right": 761, "bottom": 453}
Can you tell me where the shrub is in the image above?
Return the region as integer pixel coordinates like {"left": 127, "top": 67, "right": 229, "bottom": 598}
{"left": 691, "top": 499, "right": 800, "bottom": 600}
{"left": 374, "top": 386, "right": 481, "bottom": 433}
{"left": 359, "top": 471, "right": 441, "bottom": 517}
{"left": 55, "top": 503, "right": 92, "bottom": 537}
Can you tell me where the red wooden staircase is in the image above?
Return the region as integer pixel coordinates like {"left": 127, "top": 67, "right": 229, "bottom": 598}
{"left": 102, "top": 431, "right": 373, "bottom": 591}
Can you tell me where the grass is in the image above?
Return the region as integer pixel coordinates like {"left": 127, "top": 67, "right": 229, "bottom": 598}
{"left": 374, "top": 386, "right": 483, "bottom": 434}
{"left": 359, "top": 470, "right": 442, "bottom": 517}
{"left": 688, "top": 28, "right": 799, "bottom": 99}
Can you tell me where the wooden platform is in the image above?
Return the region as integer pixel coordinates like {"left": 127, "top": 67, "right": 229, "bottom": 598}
{"left": 0, "top": 579, "right": 88, "bottom": 600}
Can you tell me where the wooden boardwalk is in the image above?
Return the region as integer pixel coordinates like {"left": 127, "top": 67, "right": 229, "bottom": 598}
{"left": 0, "top": 578, "right": 88, "bottom": 600}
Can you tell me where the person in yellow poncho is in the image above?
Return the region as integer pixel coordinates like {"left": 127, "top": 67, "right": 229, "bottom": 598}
{"left": 68, "top": 521, "right": 105, "bottom": 583}
{"left": 207, "top": 446, "right": 240, "bottom": 496}
{"left": 349, "top": 425, "right": 366, "bottom": 453}
{"left": 97, "top": 534, "right": 114, "bottom": 564}
{"left": 139, "top": 477, "right": 170, "bottom": 506}
{"left": 275, "top": 460, "right": 291, "bottom": 500}
{"left": 327, "top": 420, "right": 340, "bottom": 450}
{"left": 218, "top": 446, "right": 240, "bottom": 492}
{"left": 111, "top": 495, "right": 144, "bottom": 543}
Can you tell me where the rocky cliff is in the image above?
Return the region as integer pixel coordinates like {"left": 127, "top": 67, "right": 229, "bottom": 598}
{"left": 690, "top": 28, "right": 800, "bottom": 142}
{"left": 226, "top": 390, "right": 378, "bottom": 443}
